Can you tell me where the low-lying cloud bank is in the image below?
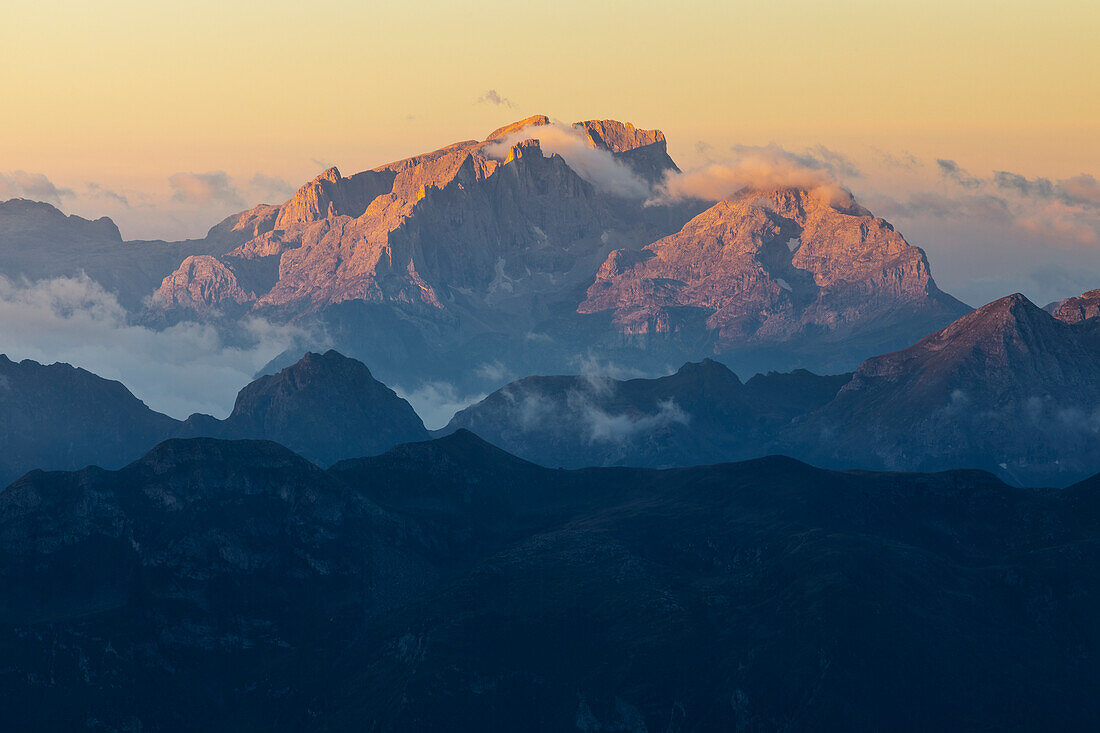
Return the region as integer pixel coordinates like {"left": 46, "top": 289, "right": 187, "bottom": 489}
{"left": 0, "top": 274, "right": 309, "bottom": 419}
{"left": 393, "top": 381, "right": 487, "bottom": 431}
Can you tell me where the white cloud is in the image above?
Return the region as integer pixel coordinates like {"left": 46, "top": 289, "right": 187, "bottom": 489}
{"left": 0, "top": 274, "right": 307, "bottom": 419}
{"left": 168, "top": 171, "right": 243, "bottom": 207}
{"left": 0, "top": 171, "right": 74, "bottom": 205}
{"left": 485, "top": 121, "right": 651, "bottom": 198}
{"left": 393, "top": 380, "right": 487, "bottom": 430}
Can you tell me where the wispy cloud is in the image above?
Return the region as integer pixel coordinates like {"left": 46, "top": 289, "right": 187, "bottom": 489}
{"left": 936, "top": 159, "right": 983, "bottom": 188}
{"left": 0, "top": 273, "right": 308, "bottom": 419}
{"left": 0, "top": 171, "right": 74, "bottom": 205}
{"left": 168, "top": 171, "right": 243, "bottom": 207}
{"left": 247, "top": 173, "right": 296, "bottom": 202}
{"left": 485, "top": 121, "right": 651, "bottom": 198}
{"left": 85, "top": 182, "right": 132, "bottom": 208}
{"left": 994, "top": 171, "right": 1100, "bottom": 208}
{"left": 477, "top": 89, "right": 515, "bottom": 108}
{"left": 648, "top": 143, "right": 852, "bottom": 206}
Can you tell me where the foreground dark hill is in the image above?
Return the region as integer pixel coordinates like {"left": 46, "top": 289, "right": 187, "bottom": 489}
{"left": 788, "top": 293, "right": 1100, "bottom": 484}
{"left": 1, "top": 433, "right": 1097, "bottom": 730}
{"left": 445, "top": 359, "right": 850, "bottom": 468}
{"left": 0, "top": 350, "right": 427, "bottom": 482}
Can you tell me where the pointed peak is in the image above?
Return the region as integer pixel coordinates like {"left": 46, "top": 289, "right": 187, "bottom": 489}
{"left": 314, "top": 166, "right": 342, "bottom": 183}
{"left": 485, "top": 115, "right": 552, "bottom": 142}
{"left": 280, "top": 349, "right": 372, "bottom": 377}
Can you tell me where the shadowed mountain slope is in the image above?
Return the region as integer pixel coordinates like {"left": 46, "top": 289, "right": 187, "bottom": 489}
{"left": 1, "top": 435, "right": 1097, "bottom": 730}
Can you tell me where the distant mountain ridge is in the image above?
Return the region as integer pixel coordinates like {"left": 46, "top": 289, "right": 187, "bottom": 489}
{"left": 0, "top": 350, "right": 427, "bottom": 484}
{"left": 5, "top": 287, "right": 1099, "bottom": 486}
{"left": 1, "top": 115, "right": 974, "bottom": 388}
{"left": 447, "top": 291, "right": 1100, "bottom": 484}
{"left": 786, "top": 292, "right": 1100, "bottom": 483}
{"left": 444, "top": 358, "right": 850, "bottom": 468}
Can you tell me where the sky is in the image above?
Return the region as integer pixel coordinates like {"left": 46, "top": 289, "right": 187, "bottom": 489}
{"left": 2, "top": 0, "right": 1099, "bottom": 306}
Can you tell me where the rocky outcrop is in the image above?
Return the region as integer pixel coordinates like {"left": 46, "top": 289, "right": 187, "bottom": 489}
{"left": 155, "top": 116, "right": 678, "bottom": 319}
{"left": 1050, "top": 287, "right": 1100, "bottom": 324}
{"left": 151, "top": 254, "right": 252, "bottom": 312}
{"left": 0, "top": 198, "right": 243, "bottom": 308}
{"left": 573, "top": 119, "right": 679, "bottom": 182}
{"left": 579, "top": 186, "right": 969, "bottom": 351}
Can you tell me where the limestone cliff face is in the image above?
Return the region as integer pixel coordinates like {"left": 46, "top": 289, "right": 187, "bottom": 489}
{"left": 152, "top": 255, "right": 252, "bottom": 312}
{"left": 579, "top": 187, "right": 968, "bottom": 348}
{"left": 1051, "top": 288, "right": 1100, "bottom": 324}
{"left": 573, "top": 119, "right": 679, "bottom": 182}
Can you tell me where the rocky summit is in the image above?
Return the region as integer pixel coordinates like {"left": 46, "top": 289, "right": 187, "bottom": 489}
{"left": 579, "top": 186, "right": 969, "bottom": 354}
{"left": 133, "top": 117, "right": 967, "bottom": 385}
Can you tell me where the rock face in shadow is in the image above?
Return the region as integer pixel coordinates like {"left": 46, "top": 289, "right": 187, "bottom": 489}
{"left": 1, "top": 433, "right": 1097, "bottom": 730}
{"left": 0, "top": 198, "right": 235, "bottom": 309}
{"left": 0, "top": 354, "right": 179, "bottom": 486}
{"left": 786, "top": 293, "right": 1100, "bottom": 484}
{"left": 444, "top": 358, "right": 850, "bottom": 468}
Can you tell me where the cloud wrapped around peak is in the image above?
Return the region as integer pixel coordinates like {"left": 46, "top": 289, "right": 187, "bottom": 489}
{"left": 485, "top": 121, "right": 651, "bottom": 198}
{"left": 647, "top": 143, "right": 853, "bottom": 207}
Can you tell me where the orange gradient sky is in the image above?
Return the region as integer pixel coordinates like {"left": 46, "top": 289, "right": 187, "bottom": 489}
{"left": 3, "top": 0, "right": 1097, "bottom": 182}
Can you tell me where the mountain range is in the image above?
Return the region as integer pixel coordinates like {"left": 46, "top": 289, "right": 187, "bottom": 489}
{"left": 447, "top": 290, "right": 1100, "bottom": 485}
{"left": 1, "top": 116, "right": 972, "bottom": 389}
{"left": 0, "top": 349, "right": 427, "bottom": 485}
{"left": 1, "top": 432, "right": 1097, "bottom": 730}
{"left": 3, "top": 286, "right": 1098, "bottom": 487}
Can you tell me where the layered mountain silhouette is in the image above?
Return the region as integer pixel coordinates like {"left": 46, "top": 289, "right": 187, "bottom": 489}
{"left": 6, "top": 287, "right": 1099, "bottom": 486}
{"left": 0, "top": 350, "right": 426, "bottom": 484}
{"left": 787, "top": 292, "right": 1100, "bottom": 484}
{"left": 0, "top": 354, "right": 179, "bottom": 485}
{"left": 444, "top": 358, "right": 850, "bottom": 468}
{"left": 1, "top": 434, "right": 1097, "bottom": 730}
{"left": 447, "top": 291, "right": 1100, "bottom": 484}
{"left": 0, "top": 198, "right": 240, "bottom": 309}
